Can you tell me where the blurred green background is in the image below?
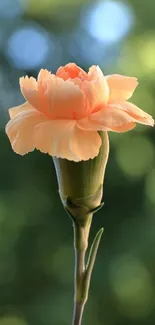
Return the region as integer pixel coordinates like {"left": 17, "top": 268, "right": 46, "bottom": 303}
{"left": 0, "top": 0, "right": 155, "bottom": 324}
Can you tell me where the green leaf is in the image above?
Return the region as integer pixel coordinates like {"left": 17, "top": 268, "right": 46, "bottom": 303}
{"left": 82, "top": 228, "right": 104, "bottom": 302}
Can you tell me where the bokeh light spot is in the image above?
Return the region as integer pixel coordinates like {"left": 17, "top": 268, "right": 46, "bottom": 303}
{"left": 82, "top": 0, "right": 134, "bottom": 44}
{"left": 119, "top": 34, "right": 155, "bottom": 78}
{"left": 110, "top": 254, "right": 154, "bottom": 318}
{"left": 139, "top": 35, "right": 155, "bottom": 73}
{"left": 116, "top": 135, "right": 154, "bottom": 178}
{"left": 6, "top": 25, "right": 50, "bottom": 70}
{"left": 68, "top": 29, "right": 120, "bottom": 66}
{"left": 0, "top": 0, "right": 24, "bottom": 18}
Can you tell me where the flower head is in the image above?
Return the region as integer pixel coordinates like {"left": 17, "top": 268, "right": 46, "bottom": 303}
{"left": 5, "top": 63, "right": 154, "bottom": 161}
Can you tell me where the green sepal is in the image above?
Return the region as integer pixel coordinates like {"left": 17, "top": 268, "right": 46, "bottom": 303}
{"left": 53, "top": 132, "right": 109, "bottom": 223}
{"left": 63, "top": 195, "right": 104, "bottom": 226}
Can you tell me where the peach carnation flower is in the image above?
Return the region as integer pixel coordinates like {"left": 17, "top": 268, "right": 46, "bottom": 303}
{"left": 5, "top": 63, "right": 154, "bottom": 162}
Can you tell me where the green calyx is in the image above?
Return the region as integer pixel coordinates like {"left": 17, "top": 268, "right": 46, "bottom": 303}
{"left": 53, "top": 131, "right": 109, "bottom": 222}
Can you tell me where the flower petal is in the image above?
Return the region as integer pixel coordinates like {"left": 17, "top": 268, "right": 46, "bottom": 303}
{"left": 37, "top": 69, "right": 55, "bottom": 117}
{"left": 73, "top": 66, "right": 109, "bottom": 116}
{"left": 78, "top": 106, "right": 135, "bottom": 132}
{"left": 9, "top": 102, "right": 33, "bottom": 119}
{"left": 56, "top": 63, "right": 88, "bottom": 81}
{"left": 20, "top": 76, "right": 39, "bottom": 108}
{"left": 20, "top": 72, "right": 86, "bottom": 119}
{"left": 20, "top": 70, "right": 54, "bottom": 117}
{"left": 45, "top": 77, "right": 86, "bottom": 119}
{"left": 5, "top": 109, "right": 47, "bottom": 155}
{"left": 111, "top": 122, "right": 136, "bottom": 132}
{"left": 78, "top": 116, "right": 136, "bottom": 132}
{"left": 57, "top": 65, "right": 109, "bottom": 116}
{"left": 34, "top": 120, "right": 101, "bottom": 161}
{"left": 77, "top": 116, "right": 109, "bottom": 131}
{"left": 85, "top": 66, "right": 109, "bottom": 111}
{"left": 109, "top": 101, "right": 154, "bottom": 126}
{"left": 106, "top": 74, "right": 138, "bottom": 101}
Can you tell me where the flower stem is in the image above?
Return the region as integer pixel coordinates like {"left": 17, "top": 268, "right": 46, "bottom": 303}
{"left": 72, "top": 301, "right": 84, "bottom": 325}
{"left": 72, "top": 215, "right": 103, "bottom": 325}
{"left": 72, "top": 219, "right": 89, "bottom": 325}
